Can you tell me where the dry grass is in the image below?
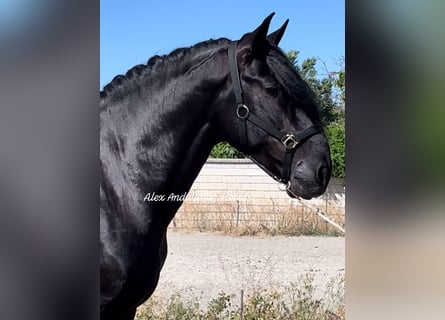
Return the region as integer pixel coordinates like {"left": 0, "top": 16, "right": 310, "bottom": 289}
{"left": 170, "top": 200, "right": 345, "bottom": 236}
{"left": 136, "top": 273, "right": 345, "bottom": 320}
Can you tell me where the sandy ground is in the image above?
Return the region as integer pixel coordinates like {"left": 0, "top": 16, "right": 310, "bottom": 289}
{"left": 153, "top": 231, "right": 345, "bottom": 305}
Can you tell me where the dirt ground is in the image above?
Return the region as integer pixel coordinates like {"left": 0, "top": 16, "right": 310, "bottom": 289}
{"left": 153, "top": 231, "right": 345, "bottom": 305}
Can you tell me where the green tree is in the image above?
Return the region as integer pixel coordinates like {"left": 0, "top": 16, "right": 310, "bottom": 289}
{"left": 209, "top": 141, "right": 243, "bottom": 158}
{"left": 287, "top": 51, "right": 345, "bottom": 178}
{"left": 326, "top": 118, "right": 345, "bottom": 178}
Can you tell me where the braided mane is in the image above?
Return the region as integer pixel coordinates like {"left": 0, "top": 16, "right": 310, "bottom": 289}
{"left": 100, "top": 38, "right": 230, "bottom": 100}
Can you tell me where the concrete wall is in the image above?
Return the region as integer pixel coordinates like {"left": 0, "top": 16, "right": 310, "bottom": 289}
{"left": 178, "top": 158, "right": 345, "bottom": 209}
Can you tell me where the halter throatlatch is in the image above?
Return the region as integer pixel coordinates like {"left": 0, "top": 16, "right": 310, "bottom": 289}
{"left": 228, "top": 41, "right": 323, "bottom": 186}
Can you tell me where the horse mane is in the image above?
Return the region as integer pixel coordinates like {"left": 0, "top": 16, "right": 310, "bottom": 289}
{"left": 100, "top": 38, "right": 230, "bottom": 100}
{"left": 100, "top": 37, "right": 320, "bottom": 123}
{"left": 266, "top": 46, "right": 321, "bottom": 123}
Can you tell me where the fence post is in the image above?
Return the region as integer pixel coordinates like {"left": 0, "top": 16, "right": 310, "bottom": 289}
{"left": 325, "top": 193, "right": 329, "bottom": 233}
{"left": 236, "top": 200, "right": 240, "bottom": 227}
{"left": 240, "top": 289, "right": 244, "bottom": 320}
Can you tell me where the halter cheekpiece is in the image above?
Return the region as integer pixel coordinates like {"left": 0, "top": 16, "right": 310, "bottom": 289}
{"left": 228, "top": 41, "right": 323, "bottom": 186}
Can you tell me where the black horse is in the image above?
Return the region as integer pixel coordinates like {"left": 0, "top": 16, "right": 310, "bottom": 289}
{"left": 100, "top": 13, "right": 331, "bottom": 320}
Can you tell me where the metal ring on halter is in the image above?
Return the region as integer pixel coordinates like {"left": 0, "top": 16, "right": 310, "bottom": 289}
{"left": 236, "top": 104, "right": 249, "bottom": 119}
{"left": 278, "top": 180, "right": 291, "bottom": 191}
{"left": 281, "top": 134, "right": 298, "bottom": 149}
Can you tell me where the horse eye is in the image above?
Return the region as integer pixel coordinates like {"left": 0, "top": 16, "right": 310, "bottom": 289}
{"left": 265, "top": 86, "right": 279, "bottom": 97}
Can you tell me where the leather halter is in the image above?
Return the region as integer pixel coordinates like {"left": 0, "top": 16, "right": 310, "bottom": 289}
{"left": 228, "top": 41, "right": 322, "bottom": 186}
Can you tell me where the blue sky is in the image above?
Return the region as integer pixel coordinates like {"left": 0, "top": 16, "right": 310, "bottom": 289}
{"left": 100, "top": 1, "right": 344, "bottom": 89}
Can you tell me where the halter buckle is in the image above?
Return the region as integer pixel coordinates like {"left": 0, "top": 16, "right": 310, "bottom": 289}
{"left": 236, "top": 104, "right": 249, "bottom": 119}
{"left": 281, "top": 134, "right": 298, "bottom": 149}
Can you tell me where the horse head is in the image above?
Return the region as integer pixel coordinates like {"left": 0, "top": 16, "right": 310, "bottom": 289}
{"left": 217, "top": 13, "right": 332, "bottom": 199}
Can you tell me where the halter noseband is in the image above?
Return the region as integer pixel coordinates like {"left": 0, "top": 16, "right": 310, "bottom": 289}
{"left": 228, "top": 41, "right": 322, "bottom": 186}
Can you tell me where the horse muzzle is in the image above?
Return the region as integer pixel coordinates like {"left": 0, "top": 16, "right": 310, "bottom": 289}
{"left": 287, "top": 158, "right": 331, "bottom": 199}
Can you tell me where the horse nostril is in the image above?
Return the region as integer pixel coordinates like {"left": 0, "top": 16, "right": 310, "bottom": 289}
{"left": 316, "top": 165, "right": 328, "bottom": 186}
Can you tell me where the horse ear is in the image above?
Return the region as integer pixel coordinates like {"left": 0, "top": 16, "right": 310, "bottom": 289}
{"left": 238, "top": 12, "right": 275, "bottom": 59}
{"left": 267, "top": 19, "right": 289, "bottom": 46}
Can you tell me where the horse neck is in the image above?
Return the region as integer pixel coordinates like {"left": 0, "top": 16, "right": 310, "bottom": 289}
{"left": 150, "top": 53, "right": 228, "bottom": 190}
{"left": 101, "top": 49, "right": 229, "bottom": 217}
